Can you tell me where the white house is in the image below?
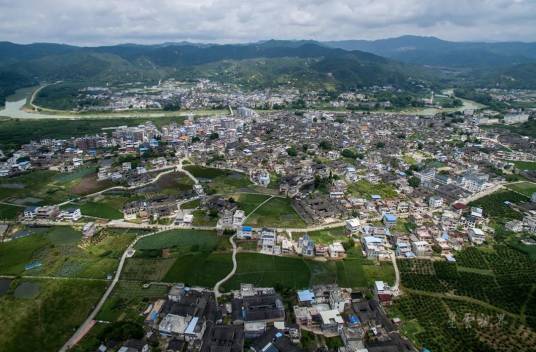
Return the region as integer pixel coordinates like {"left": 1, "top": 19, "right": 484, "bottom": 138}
{"left": 60, "top": 208, "right": 82, "bottom": 221}
{"left": 468, "top": 228, "right": 486, "bottom": 245}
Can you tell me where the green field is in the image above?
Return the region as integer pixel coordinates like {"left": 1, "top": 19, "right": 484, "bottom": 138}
{"left": 469, "top": 190, "right": 528, "bottom": 221}
{"left": 79, "top": 200, "right": 123, "bottom": 219}
{"left": 506, "top": 160, "right": 536, "bottom": 171}
{"left": 234, "top": 193, "right": 271, "bottom": 214}
{"left": 184, "top": 165, "right": 252, "bottom": 194}
{"left": 347, "top": 180, "right": 397, "bottom": 198}
{"left": 0, "top": 167, "right": 113, "bottom": 205}
{"left": 163, "top": 252, "right": 232, "bottom": 287}
{"left": 223, "top": 250, "right": 394, "bottom": 290}
{"left": 506, "top": 181, "right": 536, "bottom": 197}
{"left": 305, "top": 227, "right": 347, "bottom": 245}
{"left": 0, "top": 203, "right": 23, "bottom": 220}
{"left": 0, "top": 226, "right": 136, "bottom": 278}
{"left": 134, "top": 229, "right": 225, "bottom": 252}
{"left": 244, "top": 197, "right": 306, "bottom": 228}
{"left": 0, "top": 278, "right": 106, "bottom": 352}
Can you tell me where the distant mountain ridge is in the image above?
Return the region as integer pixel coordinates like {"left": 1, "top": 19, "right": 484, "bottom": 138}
{"left": 323, "top": 35, "right": 536, "bottom": 67}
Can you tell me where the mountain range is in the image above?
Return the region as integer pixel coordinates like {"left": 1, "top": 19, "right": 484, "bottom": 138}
{"left": 1, "top": 36, "right": 535, "bottom": 107}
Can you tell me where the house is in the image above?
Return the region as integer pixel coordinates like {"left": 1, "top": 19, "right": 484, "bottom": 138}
{"left": 59, "top": 208, "right": 82, "bottom": 221}
{"left": 238, "top": 226, "right": 254, "bottom": 239}
{"left": 328, "top": 242, "right": 346, "bottom": 258}
{"left": 24, "top": 206, "right": 38, "bottom": 220}
{"left": 233, "top": 210, "right": 246, "bottom": 226}
{"left": 82, "top": 222, "right": 97, "bottom": 238}
{"left": 346, "top": 218, "right": 361, "bottom": 235}
{"left": 505, "top": 220, "right": 524, "bottom": 233}
{"left": 319, "top": 310, "right": 344, "bottom": 333}
{"left": 382, "top": 213, "right": 397, "bottom": 228}
{"left": 297, "top": 290, "right": 315, "bottom": 305}
{"left": 35, "top": 205, "right": 60, "bottom": 220}
{"left": 259, "top": 229, "right": 279, "bottom": 255}
{"left": 298, "top": 234, "right": 315, "bottom": 256}
{"left": 362, "top": 236, "right": 388, "bottom": 259}
{"left": 374, "top": 281, "right": 393, "bottom": 306}
{"left": 428, "top": 196, "right": 443, "bottom": 209}
{"left": 468, "top": 228, "right": 486, "bottom": 245}
{"left": 411, "top": 241, "right": 432, "bottom": 256}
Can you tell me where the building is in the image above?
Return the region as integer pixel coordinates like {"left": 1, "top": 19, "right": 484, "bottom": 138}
{"left": 233, "top": 210, "right": 246, "bottom": 226}
{"left": 374, "top": 281, "right": 393, "bottom": 306}
{"left": 346, "top": 218, "right": 361, "bottom": 235}
{"left": 468, "top": 228, "right": 486, "bottom": 245}
{"left": 82, "top": 222, "right": 97, "bottom": 238}
{"left": 382, "top": 213, "right": 397, "bottom": 228}
{"left": 59, "top": 208, "right": 82, "bottom": 221}
{"left": 328, "top": 242, "right": 346, "bottom": 258}
{"left": 411, "top": 241, "right": 432, "bottom": 257}
{"left": 428, "top": 196, "right": 443, "bottom": 209}
{"left": 298, "top": 234, "right": 315, "bottom": 256}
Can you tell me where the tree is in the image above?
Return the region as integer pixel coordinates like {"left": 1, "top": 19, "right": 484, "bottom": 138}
{"left": 408, "top": 176, "right": 421, "bottom": 188}
{"left": 319, "top": 140, "right": 332, "bottom": 150}
{"left": 209, "top": 132, "right": 219, "bottom": 140}
{"left": 286, "top": 147, "right": 298, "bottom": 157}
{"left": 342, "top": 148, "right": 357, "bottom": 159}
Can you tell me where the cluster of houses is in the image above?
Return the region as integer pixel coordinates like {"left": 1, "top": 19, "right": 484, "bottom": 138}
{"left": 116, "top": 282, "right": 411, "bottom": 352}
{"left": 23, "top": 205, "right": 81, "bottom": 222}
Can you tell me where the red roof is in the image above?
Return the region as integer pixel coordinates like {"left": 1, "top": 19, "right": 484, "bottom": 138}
{"left": 452, "top": 203, "right": 467, "bottom": 210}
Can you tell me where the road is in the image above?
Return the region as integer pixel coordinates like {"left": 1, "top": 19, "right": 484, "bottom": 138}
{"left": 59, "top": 229, "right": 165, "bottom": 352}
{"left": 391, "top": 252, "right": 401, "bottom": 294}
{"left": 242, "top": 196, "right": 274, "bottom": 223}
{"left": 213, "top": 234, "right": 238, "bottom": 302}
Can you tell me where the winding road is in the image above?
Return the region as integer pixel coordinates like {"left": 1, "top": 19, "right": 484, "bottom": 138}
{"left": 59, "top": 229, "right": 165, "bottom": 352}
{"left": 213, "top": 234, "right": 238, "bottom": 302}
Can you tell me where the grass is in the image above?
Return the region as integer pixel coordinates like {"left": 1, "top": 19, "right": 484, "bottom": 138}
{"left": 506, "top": 181, "right": 536, "bottom": 197}
{"left": 506, "top": 160, "right": 536, "bottom": 171}
{"left": 0, "top": 278, "right": 106, "bottom": 352}
{"left": 347, "top": 180, "right": 397, "bottom": 199}
{"left": 96, "top": 281, "right": 168, "bottom": 322}
{"left": 244, "top": 197, "right": 306, "bottom": 228}
{"left": 0, "top": 167, "right": 113, "bottom": 205}
{"left": 469, "top": 190, "right": 528, "bottom": 221}
{"left": 233, "top": 193, "right": 271, "bottom": 215}
{"left": 184, "top": 165, "right": 253, "bottom": 194}
{"left": 0, "top": 226, "right": 136, "bottom": 278}
{"left": 305, "top": 227, "right": 347, "bottom": 245}
{"left": 122, "top": 258, "right": 177, "bottom": 282}
{"left": 162, "top": 252, "right": 233, "bottom": 287}
{"left": 80, "top": 201, "right": 123, "bottom": 219}
{"left": 181, "top": 198, "right": 200, "bottom": 209}
{"left": 223, "top": 251, "right": 394, "bottom": 291}
{"left": 0, "top": 203, "right": 23, "bottom": 220}
{"left": 134, "top": 229, "right": 221, "bottom": 252}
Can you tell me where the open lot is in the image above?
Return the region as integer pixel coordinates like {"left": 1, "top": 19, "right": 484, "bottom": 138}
{"left": 244, "top": 197, "right": 306, "bottom": 228}
{"left": 0, "top": 226, "right": 137, "bottom": 278}
{"left": 347, "top": 180, "right": 398, "bottom": 199}
{"left": 506, "top": 181, "right": 536, "bottom": 197}
{"left": 0, "top": 278, "right": 106, "bottom": 352}
{"left": 184, "top": 165, "right": 253, "bottom": 194}
{"left": 305, "top": 227, "right": 347, "bottom": 244}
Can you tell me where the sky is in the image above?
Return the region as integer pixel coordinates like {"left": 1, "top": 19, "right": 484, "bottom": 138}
{"left": 0, "top": 0, "right": 535, "bottom": 45}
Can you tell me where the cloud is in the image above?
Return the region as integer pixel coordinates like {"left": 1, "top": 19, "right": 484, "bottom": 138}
{"left": 0, "top": 0, "right": 534, "bottom": 45}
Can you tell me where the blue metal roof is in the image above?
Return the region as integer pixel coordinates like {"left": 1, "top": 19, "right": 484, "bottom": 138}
{"left": 242, "top": 226, "right": 253, "bottom": 231}
{"left": 297, "top": 290, "right": 315, "bottom": 302}
{"left": 384, "top": 213, "right": 397, "bottom": 222}
{"left": 185, "top": 316, "right": 199, "bottom": 335}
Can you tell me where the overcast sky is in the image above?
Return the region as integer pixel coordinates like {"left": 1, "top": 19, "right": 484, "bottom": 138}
{"left": 1, "top": 0, "right": 535, "bottom": 45}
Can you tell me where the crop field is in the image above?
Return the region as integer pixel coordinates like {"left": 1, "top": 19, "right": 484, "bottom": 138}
{"left": 79, "top": 200, "right": 124, "bottom": 219}
{"left": 347, "top": 180, "right": 397, "bottom": 199}
{"left": 233, "top": 193, "right": 271, "bottom": 214}
{"left": 0, "top": 226, "right": 136, "bottom": 278}
{"left": 223, "top": 251, "right": 394, "bottom": 290}
{"left": 469, "top": 190, "right": 528, "bottom": 221}
{"left": 398, "top": 245, "right": 536, "bottom": 318}
{"left": 506, "top": 181, "right": 536, "bottom": 197}
{"left": 134, "top": 229, "right": 224, "bottom": 253}
{"left": 391, "top": 292, "right": 536, "bottom": 352}
{"left": 138, "top": 171, "right": 194, "bottom": 197}
{"left": 0, "top": 278, "right": 106, "bottom": 352}
{"left": 506, "top": 160, "right": 536, "bottom": 171}
{"left": 0, "top": 167, "right": 113, "bottom": 205}
{"left": 122, "top": 258, "right": 177, "bottom": 282}
{"left": 162, "top": 252, "right": 233, "bottom": 287}
{"left": 184, "top": 165, "right": 252, "bottom": 194}
{"left": 244, "top": 197, "right": 306, "bottom": 228}
{"left": 305, "top": 227, "right": 347, "bottom": 244}
{"left": 0, "top": 203, "right": 23, "bottom": 220}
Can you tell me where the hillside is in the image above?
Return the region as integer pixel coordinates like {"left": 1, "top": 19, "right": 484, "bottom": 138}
{"left": 0, "top": 41, "right": 434, "bottom": 106}
{"left": 324, "top": 35, "right": 536, "bottom": 68}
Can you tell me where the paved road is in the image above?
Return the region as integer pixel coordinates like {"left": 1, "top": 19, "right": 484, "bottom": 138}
{"left": 59, "top": 229, "right": 165, "bottom": 352}
{"left": 213, "top": 234, "right": 237, "bottom": 302}
{"left": 391, "top": 252, "right": 401, "bottom": 294}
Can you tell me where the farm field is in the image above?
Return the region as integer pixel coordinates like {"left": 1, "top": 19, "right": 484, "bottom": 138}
{"left": 305, "top": 227, "right": 347, "bottom": 244}
{"left": 0, "top": 203, "right": 23, "bottom": 220}
{"left": 506, "top": 160, "right": 536, "bottom": 171}
{"left": 133, "top": 229, "right": 225, "bottom": 253}
{"left": 506, "top": 181, "right": 536, "bottom": 197}
{"left": 0, "top": 226, "right": 137, "bottom": 278}
{"left": 136, "top": 171, "right": 194, "bottom": 197}
{"left": 233, "top": 193, "right": 271, "bottom": 214}
{"left": 347, "top": 180, "right": 397, "bottom": 199}
{"left": 244, "top": 197, "right": 306, "bottom": 228}
{"left": 469, "top": 190, "right": 528, "bottom": 221}
{"left": 0, "top": 167, "right": 114, "bottom": 205}
{"left": 184, "top": 165, "right": 252, "bottom": 194}
{"left": 0, "top": 278, "right": 106, "bottom": 352}
{"left": 223, "top": 251, "right": 394, "bottom": 291}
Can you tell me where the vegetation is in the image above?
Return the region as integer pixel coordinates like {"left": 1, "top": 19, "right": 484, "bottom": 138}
{"left": 347, "top": 180, "right": 397, "bottom": 198}
{"left": 469, "top": 190, "right": 528, "bottom": 221}
{"left": 244, "top": 197, "right": 306, "bottom": 228}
